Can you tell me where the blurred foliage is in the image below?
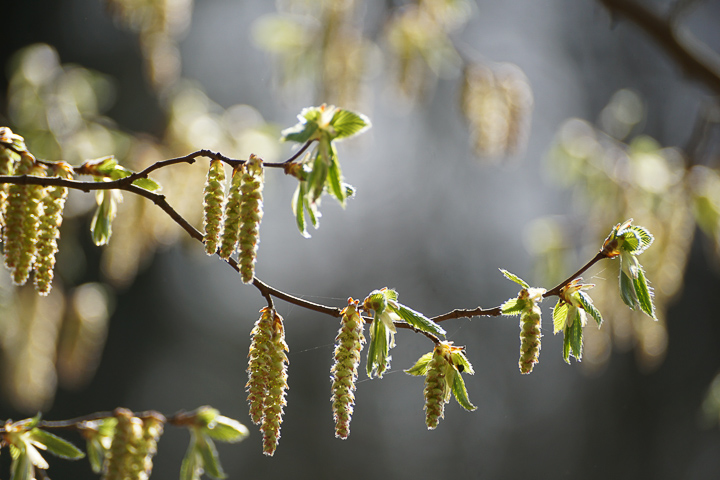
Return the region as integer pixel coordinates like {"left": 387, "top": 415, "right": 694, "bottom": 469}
{"left": 543, "top": 89, "right": 702, "bottom": 374}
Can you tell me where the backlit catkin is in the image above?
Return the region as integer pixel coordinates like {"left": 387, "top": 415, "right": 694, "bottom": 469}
{"left": 3, "top": 152, "right": 34, "bottom": 272}
{"left": 331, "top": 299, "right": 366, "bottom": 439}
{"left": 202, "top": 159, "right": 226, "bottom": 255}
{"left": 246, "top": 307, "right": 274, "bottom": 425}
{"left": 261, "top": 310, "right": 288, "bottom": 456}
{"left": 103, "top": 409, "right": 146, "bottom": 480}
{"left": 424, "top": 345, "right": 451, "bottom": 430}
{"left": 12, "top": 161, "right": 47, "bottom": 286}
{"left": 218, "top": 165, "right": 244, "bottom": 260}
{"left": 34, "top": 163, "right": 72, "bottom": 295}
{"left": 238, "top": 154, "right": 264, "bottom": 283}
{"left": 518, "top": 288, "right": 543, "bottom": 374}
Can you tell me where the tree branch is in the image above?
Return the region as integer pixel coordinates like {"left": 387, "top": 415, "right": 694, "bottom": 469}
{"left": 598, "top": 0, "right": 720, "bottom": 96}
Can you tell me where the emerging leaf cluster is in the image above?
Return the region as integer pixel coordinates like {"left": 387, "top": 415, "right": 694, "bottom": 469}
{"left": 282, "top": 104, "right": 370, "bottom": 237}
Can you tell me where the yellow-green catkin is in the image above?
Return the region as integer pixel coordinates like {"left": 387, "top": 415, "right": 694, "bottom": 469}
{"left": 331, "top": 298, "right": 366, "bottom": 439}
{"left": 0, "top": 134, "right": 19, "bottom": 227}
{"left": 246, "top": 307, "right": 274, "bottom": 425}
{"left": 3, "top": 152, "right": 34, "bottom": 272}
{"left": 103, "top": 409, "right": 146, "bottom": 480}
{"left": 12, "top": 161, "right": 47, "bottom": 286}
{"left": 238, "top": 154, "right": 264, "bottom": 283}
{"left": 218, "top": 165, "right": 244, "bottom": 260}
{"left": 424, "top": 345, "right": 452, "bottom": 430}
{"left": 260, "top": 310, "right": 289, "bottom": 456}
{"left": 138, "top": 414, "right": 164, "bottom": 479}
{"left": 518, "top": 289, "right": 542, "bottom": 374}
{"left": 202, "top": 159, "right": 226, "bottom": 255}
{"left": 34, "top": 163, "right": 72, "bottom": 295}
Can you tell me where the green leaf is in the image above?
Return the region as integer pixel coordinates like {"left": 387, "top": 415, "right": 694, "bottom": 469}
{"left": 203, "top": 416, "right": 249, "bottom": 443}
{"left": 366, "top": 318, "right": 389, "bottom": 378}
{"left": 619, "top": 268, "right": 637, "bottom": 309}
{"left": 281, "top": 114, "right": 319, "bottom": 143}
{"left": 307, "top": 150, "right": 328, "bottom": 203}
{"left": 10, "top": 449, "right": 33, "bottom": 480}
{"left": 451, "top": 372, "right": 477, "bottom": 411}
{"left": 180, "top": 436, "right": 201, "bottom": 480}
{"left": 405, "top": 352, "right": 434, "bottom": 376}
{"left": 553, "top": 301, "right": 568, "bottom": 334}
{"left": 381, "top": 288, "right": 399, "bottom": 303}
{"left": 450, "top": 350, "right": 475, "bottom": 375}
{"left": 390, "top": 303, "right": 446, "bottom": 337}
{"left": 633, "top": 266, "right": 656, "bottom": 319}
{"left": 89, "top": 156, "right": 118, "bottom": 176}
{"left": 131, "top": 177, "right": 162, "bottom": 192}
{"left": 330, "top": 109, "right": 371, "bottom": 140}
{"left": 28, "top": 429, "right": 85, "bottom": 460}
{"left": 569, "top": 311, "right": 583, "bottom": 361}
{"left": 499, "top": 269, "right": 530, "bottom": 288}
{"left": 562, "top": 325, "right": 571, "bottom": 364}
{"left": 327, "top": 147, "right": 346, "bottom": 206}
{"left": 619, "top": 229, "right": 641, "bottom": 254}
{"left": 195, "top": 434, "right": 225, "bottom": 479}
{"left": 292, "top": 183, "right": 310, "bottom": 238}
{"left": 90, "top": 190, "right": 119, "bottom": 246}
{"left": 501, "top": 297, "right": 524, "bottom": 316}
{"left": 626, "top": 225, "right": 654, "bottom": 254}
{"left": 577, "top": 291, "right": 603, "bottom": 327}
{"left": 86, "top": 437, "right": 104, "bottom": 474}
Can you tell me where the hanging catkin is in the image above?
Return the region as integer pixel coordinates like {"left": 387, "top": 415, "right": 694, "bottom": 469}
{"left": 202, "top": 159, "right": 226, "bottom": 255}
{"left": 238, "top": 154, "right": 264, "bottom": 283}
{"left": 34, "top": 162, "right": 72, "bottom": 295}
{"left": 218, "top": 164, "right": 244, "bottom": 260}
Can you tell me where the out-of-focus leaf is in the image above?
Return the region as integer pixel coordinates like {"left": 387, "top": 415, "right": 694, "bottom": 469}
{"left": 195, "top": 434, "right": 225, "bottom": 479}
{"left": 366, "top": 318, "right": 389, "bottom": 378}
{"left": 10, "top": 449, "right": 33, "bottom": 480}
{"left": 180, "top": 436, "right": 201, "bottom": 480}
{"left": 292, "top": 183, "right": 309, "bottom": 238}
{"left": 327, "top": 149, "right": 346, "bottom": 206}
{"left": 131, "top": 177, "right": 161, "bottom": 192}
{"left": 203, "top": 416, "right": 249, "bottom": 443}
{"left": 568, "top": 311, "right": 583, "bottom": 362}
{"left": 28, "top": 429, "right": 85, "bottom": 460}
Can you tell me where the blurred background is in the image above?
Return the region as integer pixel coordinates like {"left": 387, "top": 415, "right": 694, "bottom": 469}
{"left": 1, "top": 0, "right": 720, "bottom": 478}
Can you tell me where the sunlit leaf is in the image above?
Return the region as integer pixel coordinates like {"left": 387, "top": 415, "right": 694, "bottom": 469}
{"left": 390, "top": 303, "right": 446, "bottom": 337}
{"left": 577, "top": 291, "right": 603, "bottom": 327}
{"left": 180, "top": 436, "right": 201, "bottom": 480}
{"left": 327, "top": 148, "right": 346, "bottom": 206}
{"left": 292, "top": 183, "right": 309, "bottom": 238}
{"left": 330, "top": 109, "right": 371, "bottom": 140}
{"left": 450, "top": 350, "right": 475, "bottom": 375}
{"left": 10, "top": 449, "right": 33, "bottom": 480}
{"left": 405, "top": 352, "right": 433, "bottom": 376}
{"left": 366, "top": 318, "right": 389, "bottom": 378}
{"left": 195, "top": 434, "right": 225, "bottom": 479}
{"left": 499, "top": 269, "right": 530, "bottom": 288}
{"left": 451, "top": 372, "right": 477, "bottom": 411}
{"left": 203, "top": 417, "right": 249, "bottom": 443}
{"left": 619, "top": 268, "right": 637, "bottom": 309}
{"left": 553, "top": 301, "right": 568, "bottom": 334}
{"left": 633, "top": 267, "right": 656, "bottom": 319}
{"left": 626, "top": 225, "right": 653, "bottom": 254}
{"left": 501, "top": 297, "right": 524, "bottom": 316}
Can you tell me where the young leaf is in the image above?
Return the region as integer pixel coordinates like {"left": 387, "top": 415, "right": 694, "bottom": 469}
{"left": 327, "top": 149, "right": 346, "bottom": 206}
{"left": 203, "top": 416, "right": 250, "bottom": 443}
{"left": 307, "top": 150, "right": 329, "bottom": 203}
{"left": 292, "top": 183, "right": 310, "bottom": 238}
{"left": 281, "top": 111, "right": 319, "bottom": 143}
{"left": 451, "top": 372, "right": 477, "bottom": 411}
{"left": 626, "top": 225, "right": 653, "bottom": 254}
{"left": 390, "top": 303, "right": 446, "bottom": 337}
{"left": 633, "top": 267, "right": 656, "bottom": 319}
{"left": 10, "top": 449, "right": 33, "bottom": 480}
{"left": 28, "top": 429, "right": 85, "bottom": 460}
{"left": 568, "top": 313, "right": 583, "bottom": 361}
{"left": 86, "top": 437, "right": 104, "bottom": 473}
{"left": 330, "top": 109, "right": 371, "bottom": 140}
{"left": 131, "top": 177, "right": 162, "bottom": 192}
{"left": 553, "top": 301, "right": 568, "bottom": 334}
{"left": 619, "top": 269, "right": 637, "bottom": 309}
{"left": 577, "top": 291, "right": 603, "bottom": 327}
{"left": 180, "top": 436, "right": 201, "bottom": 480}
{"left": 405, "top": 352, "right": 434, "bottom": 376}
{"left": 366, "top": 318, "right": 389, "bottom": 378}
{"left": 500, "top": 269, "right": 530, "bottom": 288}
{"left": 562, "top": 325, "right": 572, "bottom": 363}
{"left": 90, "top": 190, "right": 119, "bottom": 246}
{"left": 195, "top": 434, "right": 225, "bottom": 479}
{"left": 501, "top": 297, "right": 524, "bottom": 316}
{"left": 450, "top": 351, "right": 475, "bottom": 375}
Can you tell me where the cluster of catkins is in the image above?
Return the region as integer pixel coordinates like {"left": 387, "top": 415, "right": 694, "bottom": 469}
{"left": 202, "top": 154, "right": 264, "bottom": 283}
{"left": 0, "top": 127, "right": 72, "bottom": 294}
{"left": 101, "top": 409, "right": 164, "bottom": 480}
{"left": 246, "top": 307, "right": 289, "bottom": 456}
